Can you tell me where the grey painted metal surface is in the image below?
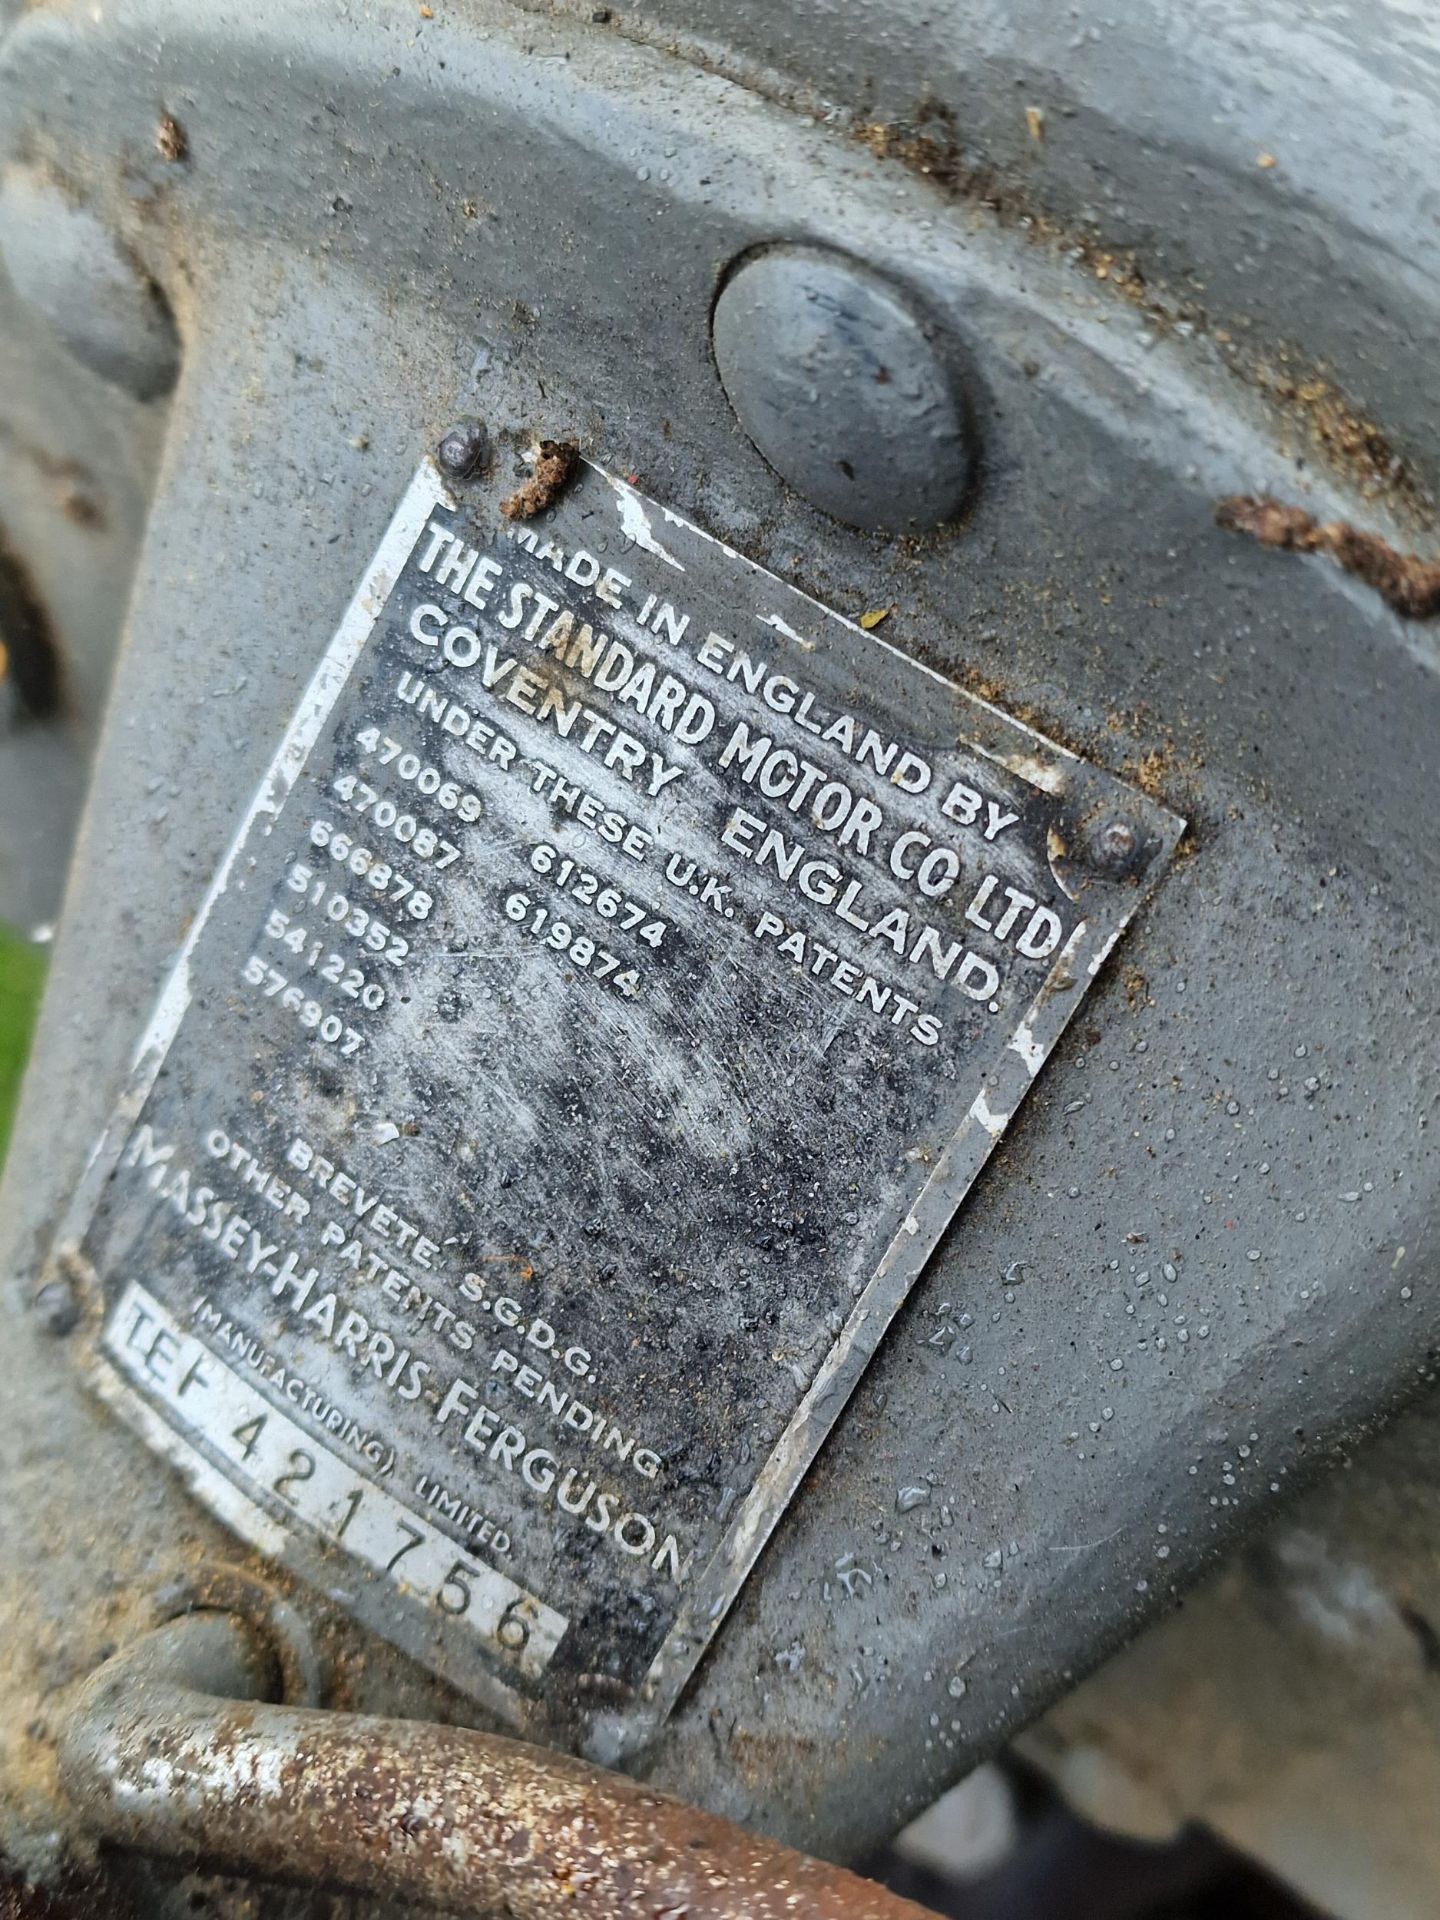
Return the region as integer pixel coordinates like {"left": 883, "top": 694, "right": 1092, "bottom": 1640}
{"left": 0, "top": 0, "right": 1434, "bottom": 1910}
{"left": 0, "top": 169, "right": 180, "bottom": 401}
{"left": 564, "top": 0, "right": 1440, "bottom": 489}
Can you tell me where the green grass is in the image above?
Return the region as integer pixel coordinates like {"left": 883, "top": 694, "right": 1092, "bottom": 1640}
{"left": 0, "top": 924, "right": 46, "bottom": 1174}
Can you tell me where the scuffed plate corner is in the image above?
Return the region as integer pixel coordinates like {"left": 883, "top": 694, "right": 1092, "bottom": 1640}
{"left": 56, "top": 451, "right": 1182, "bottom": 1757}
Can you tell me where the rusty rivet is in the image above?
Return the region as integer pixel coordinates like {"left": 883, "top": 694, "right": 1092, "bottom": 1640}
{"left": 33, "top": 1275, "right": 80, "bottom": 1336}
{"left": 1088, "top": 815, "right": 1142, "bottom": 876}
{"left": 436, "top": 421, "right": 488, "bottom": 480}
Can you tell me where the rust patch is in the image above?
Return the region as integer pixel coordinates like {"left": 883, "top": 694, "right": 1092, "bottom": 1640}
{"left": 500, "top": 440, "right": 580, "bottom": 522}
{"left": 58, "top": 1614, "right": 939, "bottom": 1920}
{"left": 1216, "top": 496, "right": 1440, "bottom": 618}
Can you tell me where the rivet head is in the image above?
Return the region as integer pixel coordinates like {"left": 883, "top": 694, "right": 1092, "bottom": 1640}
{"left": 1088, "top": 815, "right": 1143, "bottom": 876}
{"left": 33, "top": 1276, "right": 80, "bottom": 1337}
{"left": 436, "top": 421, "right": 488, "bottom": 479}
{"left": 712, "top": 245, "right": 975, "bottom": 532}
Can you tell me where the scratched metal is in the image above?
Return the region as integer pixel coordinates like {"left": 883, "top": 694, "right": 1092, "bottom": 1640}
{"left": 59, "top": 455, "right": 1181, "bottom": 1755}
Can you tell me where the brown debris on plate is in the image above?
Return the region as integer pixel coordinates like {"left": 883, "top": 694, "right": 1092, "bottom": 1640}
{"left": 500, "top": 440, "right": 580, "bottom": 521}
{"left": 1215, "top": 495, "right": 1440, "bottom": 618}
{"left": 155, "top": 114, "right": 187, "bottom": 163}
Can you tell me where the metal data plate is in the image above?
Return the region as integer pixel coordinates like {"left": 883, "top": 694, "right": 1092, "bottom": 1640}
{"left": 63, "top": 454, "right": 1181, "bottom": 1756}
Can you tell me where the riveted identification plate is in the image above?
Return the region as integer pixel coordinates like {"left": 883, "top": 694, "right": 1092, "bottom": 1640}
{"left": 67, "top": 455, "right": 1181, "bottom": 1755}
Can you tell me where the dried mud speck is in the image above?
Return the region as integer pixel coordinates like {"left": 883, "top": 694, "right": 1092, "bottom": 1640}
{"left": 154, "top": 115, "right": 187, "bottom": 163}
{"left": 500, "top": 441, "right": 580, "bottom": 522}
{"left": 855, "top": 105, "right": 1429, "bottom": 513}
{"left": 1216, "top": 496, "right": 1440, "bottom": 618}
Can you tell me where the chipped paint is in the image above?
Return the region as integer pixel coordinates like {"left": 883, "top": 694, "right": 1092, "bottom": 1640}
{"left": 973, "top": 741, "right": 1073, "bottom": 792}
{"left": 609, "top": 475, "right": 686, "bottom": 571}
{"left": 970, "top": 1089, "right": 1010, "bottom": 1138}
{"left": 1008, "top": 1021, "right": 1045, "bottom": 1076}
{"left": 758, "top": 610, "right": 817, "bottom": 650}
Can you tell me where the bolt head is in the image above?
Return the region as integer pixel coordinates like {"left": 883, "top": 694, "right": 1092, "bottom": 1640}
{"left": 436, "top": 421, "right": 488, "bottom": 480}
{"left": 33, "top": 1276, "right": 80, "bottom": 1336}
{"left": 712, "top": 245, "right": 975, "bottom": 531}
